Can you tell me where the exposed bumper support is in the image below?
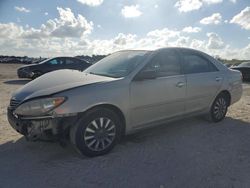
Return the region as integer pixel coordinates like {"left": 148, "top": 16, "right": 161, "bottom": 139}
{"left": 7, "top": 108, "right": 78, "bottom": 141}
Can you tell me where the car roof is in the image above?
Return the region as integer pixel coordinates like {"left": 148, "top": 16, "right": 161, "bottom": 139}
{"left": 156, "top": 47, "right": 204, "bottom": 53}
{"left": 41, "top": 56, "right": 88, "bottom": 61}
{"left": 238, "top": 62, "right": 250, "bottom": 67}
{"left": 116, "top": 47, "right": 205, "bottom": 54}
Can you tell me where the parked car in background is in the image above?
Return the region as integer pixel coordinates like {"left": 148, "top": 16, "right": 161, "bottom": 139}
{"left": 231, "top": 62, "right": 250, "bottom": 81}
{"left": 8, "top": 48, "right": 242, "bottom": 157}
{"left": 17, "top": 57, "right": 91, "bottom": 79}
{"left": 224, "top": 63, "right": 232, "bottom": 68}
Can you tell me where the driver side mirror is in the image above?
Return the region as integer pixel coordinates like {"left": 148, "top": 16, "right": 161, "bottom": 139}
{"left": 134, "top": 70, "right": 158, "bottom": 81}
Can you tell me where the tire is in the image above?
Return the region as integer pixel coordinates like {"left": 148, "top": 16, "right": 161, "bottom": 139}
{"left": 31, "top": 71, "right": 42, "bottom": 79}
{"left": 208, "top": 94, "right": 229, "bottom": 122}
{"left": 70, "top": 108, "right": 122, "bottom": 157}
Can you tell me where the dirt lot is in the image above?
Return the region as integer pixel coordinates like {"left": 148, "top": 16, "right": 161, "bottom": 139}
{"left": 1, "top": 63, "right": 250, "bottom": 188}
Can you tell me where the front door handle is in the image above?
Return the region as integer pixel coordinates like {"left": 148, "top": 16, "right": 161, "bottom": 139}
{"left": 176, "top": 82, "right": 185, "bottom": 88}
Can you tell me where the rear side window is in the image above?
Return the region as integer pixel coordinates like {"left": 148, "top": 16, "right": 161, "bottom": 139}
{"left": 182, "top": 53, "right": 218, "bottom": 74}
{"left": 65, "top": 58, "right": 76, "bottom": 64}
{"left": 77, "top": 59, "right": 88, "bottom": 64}
{"left": 144, "top": 50, "right": 181, "bottom": 77}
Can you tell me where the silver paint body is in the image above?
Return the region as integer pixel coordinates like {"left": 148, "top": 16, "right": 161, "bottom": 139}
{"left": 12, "top": 48, "right": 243, "bottom": 134}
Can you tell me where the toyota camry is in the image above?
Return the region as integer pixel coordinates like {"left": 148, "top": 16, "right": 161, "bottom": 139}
{"left": 7, "top": 48, "right": 242, "bottom": 157}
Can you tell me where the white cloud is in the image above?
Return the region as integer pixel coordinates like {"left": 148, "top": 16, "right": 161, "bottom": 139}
{"left": 206, "top": 32, "right": 224, "bottom": 49}
{"left": 0, "top": 23, "right": 24, "bottom": 38}
{"left": 22, "top": 7, "right": 93, "bottom": 39}
{"left": 14, "top": 6, "right": 30, "bottom": 13}
{"left": 203, "top": 0, "right": 223, "bottom": 4}
{"left": 200, "top": 13, "right": 222, "bottom": 25}
{"left": 113, "top": 33, "right": 137, "bottom": 46}
{"left": 77, "top": 0, "right": 103, "bottom": 6}
{"left": 0, "top": 18, "right": 249, "bottom": 59}
{"left": 230, "top": 7, "right": 250, "bottom": 30}
{"left": 154, "top": 4, "right": 159, "bottom": 8}
{"left": 121, "top": 5, "right": 142, "bottom": 18}
{"left": 182, "top": 26, "right": 201, "bottom": 33}
{"left": 52, "top": 7, "right": 93, "bottom": 37}
{"left": 190, "top": 39, "right": 206, "bottom": 50}
{"left": 147, "top": 28, "right": 180, "bottom": 39}
{"left": 170, "top": 36, "right": 190, "bottom": 47}
{"left": 240, "top": 43, "right": 250, "bottom": 59}
{"left": 45, "top": 12, "right": 48, "bottom": 16}
{"left": 175, "top": 0, "right": 223, "bottom": 12}
{"left": 175, "top": 0, "right": 202, "bottom": 12}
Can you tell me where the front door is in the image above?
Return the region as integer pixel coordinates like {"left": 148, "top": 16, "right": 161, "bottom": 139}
{"left": 45, "top": 58, "right": 64, "bottom": 72}
{"left": 130, "top": 49, "right": 186, "bottom": 128}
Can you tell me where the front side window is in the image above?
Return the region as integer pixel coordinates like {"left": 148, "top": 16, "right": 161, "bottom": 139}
{"left": 85, "top": 51, "right": 149, "bottom": 78}
{"left": 46, "top": 59, "right": 63, "bottom": 65}
{"left": 183, "top": 53, "right": 218, "bottom": 74}
{"left": 142, "top": 50, "right": 181, "bottom": 77}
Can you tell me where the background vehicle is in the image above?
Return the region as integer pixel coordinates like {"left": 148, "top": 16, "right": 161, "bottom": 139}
{"left": 8, "top": 48, "right": 242, "bottom": 157}
{"left": 231, "top": 62, "right": 250, "bottom": 81}
{"left": 17, "top": 57, "right": 91, "bottom": 79}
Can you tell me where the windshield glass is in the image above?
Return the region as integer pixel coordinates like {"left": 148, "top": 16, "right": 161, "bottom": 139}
{"left": 38, "top": 58, "right": 52, "bottom": 64}
{"left": 238, "top": 62, "right": 250, "bottom": 67}
{"left": 84, "top": 51, "right": 149, "bottom": 78}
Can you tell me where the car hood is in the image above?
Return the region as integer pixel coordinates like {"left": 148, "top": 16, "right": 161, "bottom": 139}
{"left": 19, "top": 64, "right": 37, "bottom": 69}
{"left": 12, "top": 69, "right": 116, "bottom": 102}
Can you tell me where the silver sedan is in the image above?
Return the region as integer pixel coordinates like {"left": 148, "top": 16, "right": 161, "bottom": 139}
{"left": 7, "top": 48, "right": 243, "bottom": 156}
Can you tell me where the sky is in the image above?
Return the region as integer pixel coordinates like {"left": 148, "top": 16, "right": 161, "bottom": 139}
{"left": 0, "top": 0, "right": 249, "bottom": 59}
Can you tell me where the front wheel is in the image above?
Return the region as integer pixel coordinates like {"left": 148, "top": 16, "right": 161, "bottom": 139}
{"left": 70, "top": 108, "right": 122, "bottom": 157}
{"left": 209, "top": 94, "right": 229, "bottom": 122}
{"left": 31, "top": 71, "right": 42, "bottom": 79}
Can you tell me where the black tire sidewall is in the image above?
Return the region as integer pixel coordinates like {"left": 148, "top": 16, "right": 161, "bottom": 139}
{"left": 71, "top": 108, "right": 122, "bottom": 157}
{"left": 31, "top": 71, "right": 42, "bottom": 79}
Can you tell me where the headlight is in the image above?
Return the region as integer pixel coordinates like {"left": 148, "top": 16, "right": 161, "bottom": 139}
{"left": 14, "top": 97, "right": 66, "bottom": 116}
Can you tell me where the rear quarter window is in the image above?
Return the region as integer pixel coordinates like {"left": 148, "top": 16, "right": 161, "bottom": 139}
{"left": 182, "top": 52, "right": 218, "bottom": 74}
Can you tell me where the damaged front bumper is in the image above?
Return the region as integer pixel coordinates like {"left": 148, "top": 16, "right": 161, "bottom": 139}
{"left": 7, "top": 107, "right": 77, "bottom": 141}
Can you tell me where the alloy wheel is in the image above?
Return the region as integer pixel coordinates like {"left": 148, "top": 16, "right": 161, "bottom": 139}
{"left": 83, "top": 117, "right": 116, "bottom": 151}
{"left": 213, "top": 97, "right": 227, "bottom": 120}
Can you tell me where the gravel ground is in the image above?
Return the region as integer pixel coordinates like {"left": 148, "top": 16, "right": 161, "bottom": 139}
{"left": 0, "top": 63, "right": 250, "bottom": 188}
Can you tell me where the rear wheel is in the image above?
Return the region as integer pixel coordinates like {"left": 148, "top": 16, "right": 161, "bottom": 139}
{"left": 209, "top": 94, "right": 229, "bottom": 122}
{"left": 70, "top": 108, "right": 122, "bottom": 157}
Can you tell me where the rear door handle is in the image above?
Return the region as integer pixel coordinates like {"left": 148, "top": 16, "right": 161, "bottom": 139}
{"left": 215, "top": 77, "right": 222, "bottom": 82}
{"left": 176, "top": 82, "right": 185, "bottom": 88}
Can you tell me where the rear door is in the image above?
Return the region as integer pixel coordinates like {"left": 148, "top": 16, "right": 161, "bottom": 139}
{"left": 130, "top": 49, "right": 186, "bottom": 127}
{"left": 64, "top": 58, "right": 80, "bottom": 70}
{"left": 179, "top": 49, "right": 223, "bottom": 113}
{"left": 64, "top": 58, "right": 90, "bottom": 71}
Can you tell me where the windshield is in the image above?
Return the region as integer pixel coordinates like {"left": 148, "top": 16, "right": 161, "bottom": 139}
{"left": 238, "top": 62, "right": 250, "bottom": 67}
{"left": 84, "top": 51, "right": 149, "bottom": 78}
{"left": 38, "top": 58, "right": 52, "bottom": 64}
